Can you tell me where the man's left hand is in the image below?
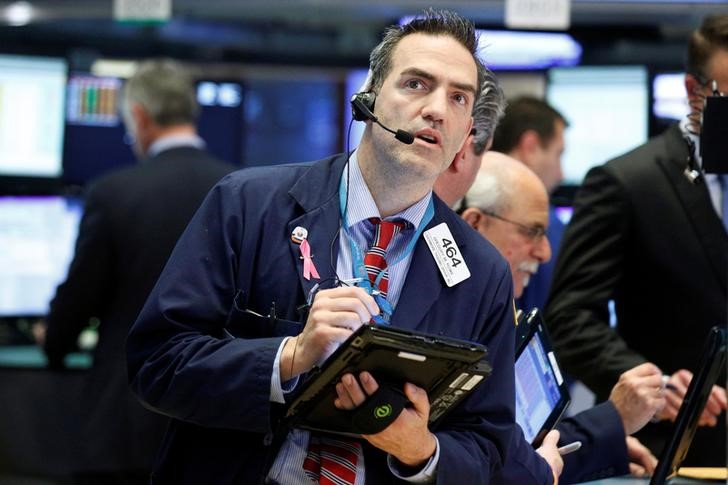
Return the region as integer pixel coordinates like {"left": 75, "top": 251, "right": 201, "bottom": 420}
{"left": 335, "top": 371, "right": 437, "bottom": 467}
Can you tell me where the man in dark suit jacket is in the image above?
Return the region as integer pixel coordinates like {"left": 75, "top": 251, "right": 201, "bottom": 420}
{"left": 544, "top": 15, "right": 728, "bottom": 466}
{"left": 42, "top": 59, "right": 233, "bottom": 484}
{"left": 126, "top": 10, "right": 563, "bottom": 484}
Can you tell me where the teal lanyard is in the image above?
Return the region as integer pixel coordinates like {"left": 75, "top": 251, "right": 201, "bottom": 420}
{"left": 338, "top": 170, "right": 435, "bottom": 323}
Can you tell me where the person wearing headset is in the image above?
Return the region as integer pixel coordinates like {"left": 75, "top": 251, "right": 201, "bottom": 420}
{"left": 126, "top": 10, "right": 562, "bottom": 484}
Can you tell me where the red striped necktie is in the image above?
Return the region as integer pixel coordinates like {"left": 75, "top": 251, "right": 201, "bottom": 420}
{"left": 363, "top": 218, "right": 405, "bottom": 298}
{"left": 302, "top": 435, "right": 362, "bottom": 484}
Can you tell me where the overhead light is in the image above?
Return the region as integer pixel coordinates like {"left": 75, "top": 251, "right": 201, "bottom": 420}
{"left": 5, "top": 1, "right": 34, "bottom": 26}
{"left": 476, "top": 30, "right": 582, "bottom": 70}
{"left": 398, "top": 16, "right": 581, "bottom": 70}
{"left": 91, "top": 59, "right": 139, "bottom": 79}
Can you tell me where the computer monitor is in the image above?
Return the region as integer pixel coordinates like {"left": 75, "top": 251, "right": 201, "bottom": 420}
{"left": 547, "top": 65, "right": 649, "bottom": 186}
{"left": 652, "top": 72, "right": 689, "bottom": 122}
{"left": 196, "top": 80, "right": 244, "bottom": 167}
{"left": 63, "top": 75, "right": 246, "bottom": 185}
{"left": 243, "top": 76, "right": 339, "bottom": 167}
{"left": 0, "top": 54, "right": 67, "bottom": 178}
{"left": 0, "top": 195, "right": 83, "bottom": 317}
{"left": 63, "top": 73, "right": 135, "bottom": 185}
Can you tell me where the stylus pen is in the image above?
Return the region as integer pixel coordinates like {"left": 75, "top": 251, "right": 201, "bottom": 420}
{"left": 661, "top": 375, "right": 678, "bottom": 392}
{"left": 558, "top": 441, "right": 582, "bottom": 456}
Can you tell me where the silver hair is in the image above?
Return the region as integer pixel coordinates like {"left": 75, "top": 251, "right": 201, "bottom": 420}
{"left": 471, "top": 68, "right": 506, "bottom": 155}
{"left": 122, "top": 59, "right": 199, "bottom": 127}
{"left": 463, "top": 166, "right": 512, "bottom": 215}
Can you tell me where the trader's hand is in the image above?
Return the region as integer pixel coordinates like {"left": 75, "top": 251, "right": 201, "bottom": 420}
{"left": 609, "top": 362, "right": 666, "bottom": 434}
{"left": 654, "top": 370, "right": 727, "bottom": 426}
{"left": 32, "top": 319, "right": 47, "bottom": 346}
{"left": 626, "top": 436, "right": 657, "bottom": 477}
{"left": 336, "top": 371, "right": 437, "bottom": 467}
{"left": 280, "top": 287, "right": 378, "bottom": 380}
{"left": 536, "top": 430, "right": 563, "bottom": 481}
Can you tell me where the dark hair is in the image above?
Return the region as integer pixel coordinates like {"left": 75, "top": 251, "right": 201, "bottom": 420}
{"left": 686, "top": 14, "right": 728, "bottom": 83}
{"left": 471, "top": 68, "right": 506, "bottom": 155}
{"left": 368, "top": 8, "right": 487, "bottom": 103}
{"left": 123, "top": 59, "right": 199, "bottom": 127}
{"left": 491, "top": 96, "right": 568, "bottom": 154}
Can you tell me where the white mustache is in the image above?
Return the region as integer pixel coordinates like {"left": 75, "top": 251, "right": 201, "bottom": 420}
{"left": 517, "top": 261, "right": 539, "bottom": 275}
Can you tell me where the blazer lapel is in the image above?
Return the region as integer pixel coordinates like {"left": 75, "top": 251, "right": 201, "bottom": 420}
{"left": 391, "top": 202, "right": 466, "bottom": 331}
{"left": 286, "top": 155, "right": 347, "bottom": 301}
{"left": 657, "top": 126, "right": 728, "bottom": 292}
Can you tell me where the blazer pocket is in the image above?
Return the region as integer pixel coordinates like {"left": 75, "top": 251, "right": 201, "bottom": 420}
{"left": 225, "top": 306, "right": 302, "bottom": 339}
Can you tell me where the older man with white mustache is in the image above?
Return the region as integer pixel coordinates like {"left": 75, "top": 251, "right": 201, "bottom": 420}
{"left": 460, "top": 151, "right": 552, "bottom": 299}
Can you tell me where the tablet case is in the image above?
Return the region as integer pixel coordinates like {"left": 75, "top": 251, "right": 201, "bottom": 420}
{"left": 285, "top": 324, "right": 491, "bottom": 437}
{"left": 650, "top": 326, "right": 727, "bottom": 484}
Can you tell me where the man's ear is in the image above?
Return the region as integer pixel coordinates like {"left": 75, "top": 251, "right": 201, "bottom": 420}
{"left": 131, "top": 102, "right": 152, "bottom": 131}
{"left": 456, "top": 117, "right": 475, "bottom": 153}
{"left": 450, "top": 135, "right": 473, "bottom": 173}
{"left": 461, "top": 207, "right": 484, "bottom": 230}
{"left": 685, "top": 73, "right": 703, "bottom": 104}
{"left": 520, "top": 130, "right": 542, "bottom": 154}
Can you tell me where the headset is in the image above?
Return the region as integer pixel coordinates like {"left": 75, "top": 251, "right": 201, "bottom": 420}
{"left": 350, "top": 92, "right": 414, "bottom": 145}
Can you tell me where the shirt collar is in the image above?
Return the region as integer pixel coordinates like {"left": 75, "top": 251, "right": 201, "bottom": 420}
{"left": 345, "top": 150, "right": 432, "bottom": 230}
{"left": 147, "top": 133, "right": 206, "bottom": 158}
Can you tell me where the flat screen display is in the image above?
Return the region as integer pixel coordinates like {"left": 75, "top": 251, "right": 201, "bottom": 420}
{"left": 0, "top": 196, "right": 82, "bottom": 317}
{"left": 653, "top": 72, "right": 689, "bottom": 121}
{"left": 0, "top": 55, "right": 67, "bottom": 177}
{"left": 515, "top": 329, "right": 565, "bottom": 444}
{"left": 547, "top": 66, "right": 649, "bottom": 186}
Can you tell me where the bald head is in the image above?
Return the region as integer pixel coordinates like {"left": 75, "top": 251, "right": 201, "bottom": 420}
{"left": 461, "top": 152, "right": 551, "bottom": 297}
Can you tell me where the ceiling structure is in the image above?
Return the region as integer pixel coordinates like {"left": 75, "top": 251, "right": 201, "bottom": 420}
{"left": 0, "top": 1, "right": 725, "bottom": 68}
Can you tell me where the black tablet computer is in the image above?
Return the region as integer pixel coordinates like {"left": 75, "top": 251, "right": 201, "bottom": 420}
{"left": 514, "top": 308, "right": 571, "bottom": 446}
{"left": 285, "top": 324, "right": 491, "bottom": 437}
{"left": 650, "top": 326, "right": 727, "bottom": 485}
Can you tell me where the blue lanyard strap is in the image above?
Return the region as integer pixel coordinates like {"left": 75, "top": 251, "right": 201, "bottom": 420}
{"left": 338, "top": 169, "right": 435, "bottom": 323}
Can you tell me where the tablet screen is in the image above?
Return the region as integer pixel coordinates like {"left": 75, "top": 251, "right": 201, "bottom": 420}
{"left": 515, "top": 325, "right": 567, "bottom": 444}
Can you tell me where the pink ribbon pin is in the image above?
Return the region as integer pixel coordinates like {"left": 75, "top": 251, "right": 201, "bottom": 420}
{"left": 300, "top": 239, "right": 320, "bottom": 281}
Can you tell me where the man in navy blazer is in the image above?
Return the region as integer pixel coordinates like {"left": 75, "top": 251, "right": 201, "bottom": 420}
{"left": 127, "top": 10, "right": 563, "bottom": 484}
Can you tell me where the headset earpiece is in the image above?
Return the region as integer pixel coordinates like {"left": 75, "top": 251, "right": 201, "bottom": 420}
{"left": 351, "top": 92, "right": 376, "bottom": 122}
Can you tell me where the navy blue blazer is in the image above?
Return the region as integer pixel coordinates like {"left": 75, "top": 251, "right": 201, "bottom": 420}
{"left": 127, "top": 154, "right": 519, "bottom": 484}
{"left": 495, "top": 403, "right": 628, "bottom": 484}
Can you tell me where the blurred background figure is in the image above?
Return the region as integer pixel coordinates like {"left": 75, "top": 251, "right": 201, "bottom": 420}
{"left": 490, "top": 96, "right": 568, "bottom": 311}
{"left": 38, "top": 59, "right": 233, "bottom": 485}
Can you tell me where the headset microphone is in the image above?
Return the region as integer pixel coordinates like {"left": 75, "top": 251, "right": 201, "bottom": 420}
{"left": 350, "top": 92, "right": 415, "bottom": 145}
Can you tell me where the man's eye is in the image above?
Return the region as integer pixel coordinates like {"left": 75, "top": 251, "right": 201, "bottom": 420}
{"left": 406, "top": 79, "right": 423, "bottom": 89}
{"left": 453, "top": 93, "right": 467, "bottom": 105}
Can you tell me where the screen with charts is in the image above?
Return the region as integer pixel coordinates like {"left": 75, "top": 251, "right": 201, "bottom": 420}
{"left": 63, "top": 76, "right": 246, "bottom": 185}
{"left": 0, "top": 55, "right": 67, "bottom": 178}
{"left": 0, "top": 196, "right": 83, "bottom": 317}
{"left": 515, "top": 333, "right": 564, "bottom": 444}
{"left": 63, "top": 73, "right": 135, "bottom": 185}
{"left": 547, "top": 65, "right": 649, "bottom": 186}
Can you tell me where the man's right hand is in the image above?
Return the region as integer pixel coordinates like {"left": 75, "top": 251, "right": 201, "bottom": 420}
{"left": 280, "top": 286, "right": 378, "bottom": 381}
{"left": 536, "top": 430, "right": 563, "bottom": 483}
{"left": 609, "top": 362, "right": 666, "bottom": 435}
